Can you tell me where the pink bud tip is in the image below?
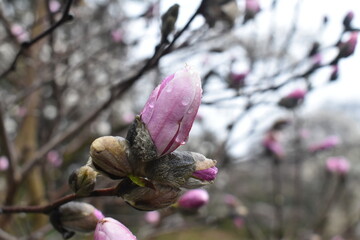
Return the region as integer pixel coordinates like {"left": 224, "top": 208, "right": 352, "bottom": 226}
{"left": 223, "top": 194, "right": 238, "bottom": 207}
{"left": 144, "top": 211, "right": 160, "bottom": 225}
{"left": 285, "top": 89, "right": 306, "bottom": 100}
{"left": 94, "top": 209, "right": 105, "bottom": 221}
{"left": 178, "top": 189, "right": 209, "bottom": 210}
{"left": 0, "top": 156, "right": 9, "bottom": 171}
{"left": 326, "top": 157, "right": 350, "bottom": 175}
{"left": 95, "top": 217, "right": 137, "bottom": 240}
{"left": 309, "top": 135, "right": 341, "bottom": 152}
{"left": 140, "top": 66, "right": 202, "bottom": 156}
{"left": 192, "top": 166, "right": 218, "bottom": 181}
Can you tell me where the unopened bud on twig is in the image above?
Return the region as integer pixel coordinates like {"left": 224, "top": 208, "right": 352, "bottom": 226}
{"left": 177, "top": 189, "right": 209, "bottom": 211}
{"left": 50, "top": 202, "right": 104, "bottom": 239}
{"left": 69, "top": 165, "right": 97, "bottom": 196}
{"left": 90, "top": 136, "right": 132, "bottom": 179}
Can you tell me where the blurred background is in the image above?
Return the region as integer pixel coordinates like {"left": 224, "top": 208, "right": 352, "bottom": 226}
{"left": 0, "top": 0, "right": 360, "bottom": 239}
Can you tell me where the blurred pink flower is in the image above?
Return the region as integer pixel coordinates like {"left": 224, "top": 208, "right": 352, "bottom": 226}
{"left": 329, "top": 65, "right": 339, "bottom": 81}
{"left": 177, "top": 189, "right": 209, "bottom": 210}
{"left": 140, "top": 66, "right": 202, "bottom": 156}
{"left": 309, "top": 135, "right": 341, "bottom": 152}
{"left": 0, "top": 156, "right": 9, "bottom": 171}
{"left": 122, "top": 112, "right": 135, "bottom": 124}
{"left": 246, "top": 0, "right": 261, "bottom": 15}
{"left": 49, "top": 0, "right": 61, "bottom": 13}
{"left": 223, "top": 194, "right": 238, "bottom": 208}
{"left": 46, "top": 150, "right": 63, "bottom": 167}
{"left": 10, "top": 24, "right": 29, "bottom": 43}
{"left": 326, "top": 157, "right": 350, "bottom": 175}
{"left": 111, "top": 29, "right": 123, "bottom": 43}
{"left": 233, "top": 216, "right": 244, "bottom": 229}
{"left": 144, "top": 211, "right": 160, "bottom": 225}
{"left": 262, "top": 132, "right": 284, "bottom": 158}
{"left": 95, "top": 217, "right": 137, "bottom": 240}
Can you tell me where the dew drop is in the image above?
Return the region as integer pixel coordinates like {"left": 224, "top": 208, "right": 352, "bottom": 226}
{"left": 187, "top": 107, "right": 194, "bottom": 114}
{"left": 149, "top": 102, "right": 154, "bottom": 108}
{"left": 181, "top": 141, "right": 186, "bottom": 145}
{"left": 181, "top": 97, "right": 191, "bottom": 106}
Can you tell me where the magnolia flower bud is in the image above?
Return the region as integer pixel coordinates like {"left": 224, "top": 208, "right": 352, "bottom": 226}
{"left": 177, "top": 189, "right": 209, "bottom": 210}
{"left": 143, "top": 151, "right": 217, "bottom": 188}
{"left": 90, "top": 136, "right": 132, "bottom": 179}
{"left": 144, "top": 211, "right": 161, "bottom": 225}
{"left": 139, "top": 66, "right": 202, "bottom": 157}
{"left": 278, "top": 89, "right": 306, "bottom": 109}
{"left": 229, "top": 71, "right": 248, "bottom": 90}
{"left": 117, "top": 178, "right": 181, "bottom": 211}
{"left": 326, "top": 157, "right": 350, "bottom": 175}
{"left": 95, "top": 217, "right": 137, "bottom": 240}
{"left": 68, "top": 165, "right": 97, "bottom": 196}
{"left": 50, "top": 202, "right": 104, "bottom": 239}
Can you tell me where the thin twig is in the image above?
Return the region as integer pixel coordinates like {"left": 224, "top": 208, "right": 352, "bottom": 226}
{"left": 0, "top": 0, "right": 74, "bottom": 80}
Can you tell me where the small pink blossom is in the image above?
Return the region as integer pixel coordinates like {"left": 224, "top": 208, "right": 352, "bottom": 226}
{"left": 144, "top": 211, "right": 160, "bottom": 225}
{"left": 122, "top": 112, "right": 135, "bottom": 124}
{"left": 46, "top": 150, "right": 63, "bottom": 167}
{"left": 49, "top": 0, "right": 61, "bottom": 13}
{"left": 140, "top": 66, "right": 202, "bottom": 156}
{"left": 326, "top": 157, "right": 350, "bottom": 175}
{"left": 111, "top": 29, "right": 123, "bottom": 43}
{"left": 0, "top": 156, "right": 9, "bottom": 171}
{"left": 339, "top": 32, "right": 358, "bottom": 58}
{"left": 177, "top": 189, "right": 209, "bottom": 210}
{"left": 246, "top": 0, "right": 261, "bottom": 15}
{"left": 309, "top": 136, "right": 341, "bottom": 152}
{"left": 95, "top": 217, "right": 137, "bottom": 240}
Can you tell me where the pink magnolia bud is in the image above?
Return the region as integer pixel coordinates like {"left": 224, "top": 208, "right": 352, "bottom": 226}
{"left": 223, "top": 194, "right": 238, "bottom": 208}
{"left": 0, "top": 156, "right": 9, "bottom": 171}
{"left": 177, "top": 189, "right": 209, "bottom": 210}
{"left": 144, "top": 211, "right": 160, "bottom": 225}
{"left": 286, "top": 89, "right": 306, "bottom": 99}
{"left": 10, "top": 24, "right": 29, "bottom": 43}
{"left": 309, "top": 135, "right": 341, "bottom": 152}
{"left": 326, "top": 157, "right": 350, "bottom": 175}
{"left": 95, "top": 217, "right": 137, "bottom": 240}
{"left": 262, "top": 132, "right": 284, "bottom": 158}
{"left": 140, "top": 66, "right": 202, "bottom": 156}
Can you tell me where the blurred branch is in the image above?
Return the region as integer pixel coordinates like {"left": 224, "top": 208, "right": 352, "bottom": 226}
{"left": 0, "top": 0, "right": 75, "bottom": 80}
{"left": 0, "top": 103, "right": 19, "bottom": 189}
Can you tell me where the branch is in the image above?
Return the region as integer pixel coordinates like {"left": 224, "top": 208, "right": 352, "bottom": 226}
{"left": 0, "top": 186, "right": 118, "bottom": 215}
{"left": 0, "top": 0, "right": 74, "bottom": 80}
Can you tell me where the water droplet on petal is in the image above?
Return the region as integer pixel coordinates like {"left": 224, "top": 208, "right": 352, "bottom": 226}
{"left": 181, "top": 141, "right": 186, "bottom": 145}
{"left": 187, "top": 108, "right": 194, "bottom": 114}
{"left": 181, "top": 97, "right": 191, "bottom": 106}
